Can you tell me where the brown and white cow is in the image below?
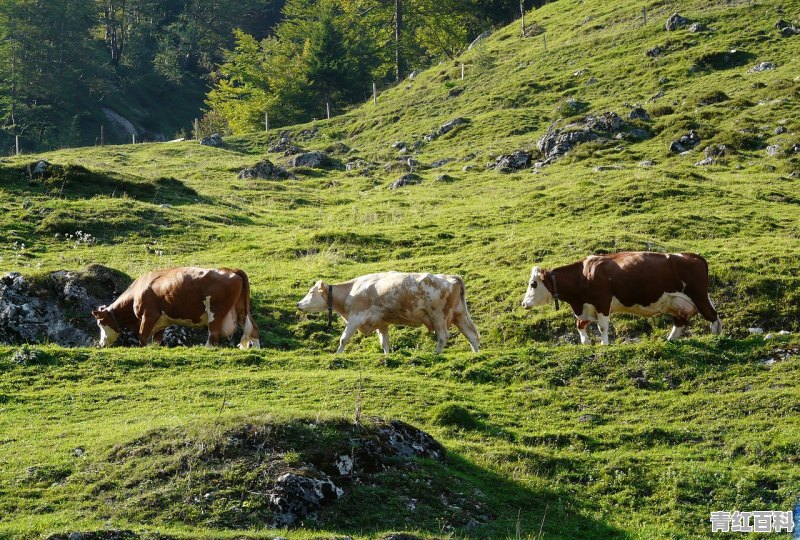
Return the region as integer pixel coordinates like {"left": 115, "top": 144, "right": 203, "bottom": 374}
{"left": 92, "top": 267, "right": 260, "bottom": 348}
{"left": 521, "top": 252, "right": 722, "bottom": 344}
{"left": 297, "top": 271, "right": 480, "bottom": 354}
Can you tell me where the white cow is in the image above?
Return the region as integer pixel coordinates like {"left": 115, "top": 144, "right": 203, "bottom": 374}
{"left": 297, "top": 271, "right": 480, "bottom": 354}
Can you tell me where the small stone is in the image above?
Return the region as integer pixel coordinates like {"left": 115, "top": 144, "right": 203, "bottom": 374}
{"left": 665, "top": 13, "right": 690, "bottom": 31}
{"left": 646, "top": 46, "right": 664, "bottom": 58}
{"left": 774, "top": 126, "right": 788, "bottom": 135}
{"left": 748, "top": 327, "right": 764, "bottom": 335}
{"left": 688, "top": 22, "right": 707, "bottom": 32}
{"left": 586, "top": 77, "right": 598, "bottom": 85}
{"left": 462, "top": 164, "right": 476, "bottom": 172}
{"left": 199, "top": 133, "right": 223, "bottom": 147}
{"left": 388, "top": 173, "right": 422, "bottom": 189}
{"left": 435, "top": 174, "right": 455, "bottom": 182}
{"left": 628, "top": 107, "right": 651, "bottom": 121}
{"left": 766, "top": 145, "right": 781, "bottom": 156}
{"left": 639, "top": 160, "right": 655, "bottom": 167}
{"left": 749, "top": 62, "right": 777, "bottom": 73}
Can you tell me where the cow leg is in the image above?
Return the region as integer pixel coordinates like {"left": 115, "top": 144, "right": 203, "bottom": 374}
{"left": 432, "top": 318, "right": 450, "bottom": 354}
{"left": 454, "top": 313, "right": 480, "bottom": 352}
{"left": 596, "top": 313, "right": 611, "bottom": 345}
{"left": 206, "top": 318, "right": 224, "bottom": 348}
{"left": 239, "top": 315, "right": 260, "bottom": 350}
{"left": 138, "top": 313, "right": 159, "bottom": 347}
{"left": 376, "top": 326, "right": 390, "bottom": 354}
{"left": 336, "top": 321, "right": 359, "bottom": 353}
{"left": 576, "top": 320, "right": 591, "bottom": 344}
{"left": 668, "top": 317, "right": 686, "bottom": 341}
{"left": 153, "top": 330, "right": 165, "bottom": 345}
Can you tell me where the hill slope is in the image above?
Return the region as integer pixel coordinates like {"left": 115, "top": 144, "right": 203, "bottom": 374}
{"left": 0, "top": 0, "right": 799, "bottom": 538}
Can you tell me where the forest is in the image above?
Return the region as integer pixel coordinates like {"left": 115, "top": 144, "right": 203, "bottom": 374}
{"left": 0, "top": 0, "right": 539, "bottom": 151}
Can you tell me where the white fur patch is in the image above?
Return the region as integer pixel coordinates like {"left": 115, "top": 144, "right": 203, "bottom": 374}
{"left": 610, "top": 292, "right": 697, "bottom": 318}
{"left": 204, "top": 296, "right": 215, "bottom": 324}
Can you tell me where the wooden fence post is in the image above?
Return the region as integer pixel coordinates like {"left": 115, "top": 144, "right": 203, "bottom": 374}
{"left": 265, "top": 111, "right": 269, "bottom": 132}
{"left": 132, "top": 134, "right": 136, "bottom": 144}
{"left": 373, "top": 82, "right": 377, "bottom": 105}
{"left": 543, "top": 34, "right": 547, "bottom": 51}
{"left": 327, "top": 102, "right": 331, "bottom": 119}
{"left": 100, "top": 125, "right": 105, "bottom": 146}
{"left": 642, "top": 7, "right": 647, "bottom": 26}
{"left": 194, "top": 118, "right": 199, "bottom": 141}
{"left": 461, "top": 63, "right": 465, "bottom": 80}
{"left": 520, "top": 1, "right": 526, "bottom": 36}
{"left": 15, "top": 136, "right": 20, "bottom": 156}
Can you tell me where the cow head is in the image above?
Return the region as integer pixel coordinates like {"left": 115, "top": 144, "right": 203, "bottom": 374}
{"left": 92, "top": 305, "right": 120, "bottom": 347}
{"left": 522, "top": 266, "right": 552, "bottom": 309}
{"left": 297, "top": 281, "right": 329, "bottom": 313}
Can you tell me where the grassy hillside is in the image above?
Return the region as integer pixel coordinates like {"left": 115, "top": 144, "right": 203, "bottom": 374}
{"left": 0, "top": 0, "right": 799, "bottom": 538}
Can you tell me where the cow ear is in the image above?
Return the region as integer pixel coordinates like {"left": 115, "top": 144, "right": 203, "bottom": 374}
{"left": 316, "top": 281, "right": 326, "bottom": 292}
{"left": 92, "top": 309, "right": 102, "bottom": 319}
{"left": 537, "top": 269, "right": 547, "bottom": 281}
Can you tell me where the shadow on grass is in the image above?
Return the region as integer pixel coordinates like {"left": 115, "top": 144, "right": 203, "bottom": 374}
{"left": 1, "top": 162, "right": 208, "bottom": 206}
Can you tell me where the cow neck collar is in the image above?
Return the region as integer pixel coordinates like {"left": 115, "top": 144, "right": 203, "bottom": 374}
{"left": 549, "top": 271, "right": 561, "bottom": 311}
{"left": 327, "top": 284, "right": 334, "bottom": 330}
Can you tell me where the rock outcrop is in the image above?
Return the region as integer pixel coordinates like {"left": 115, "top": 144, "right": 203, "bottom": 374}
{"left": 237, "top": 159, "right": 292, "bottom": 180}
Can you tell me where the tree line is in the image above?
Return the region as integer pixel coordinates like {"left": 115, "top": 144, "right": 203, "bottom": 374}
{"left": 0, "top": 0, "right": 545, "bottom": 150}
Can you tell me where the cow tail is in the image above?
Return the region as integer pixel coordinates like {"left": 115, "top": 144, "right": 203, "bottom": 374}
{"left": 235, "top": 269, "right": 253, "bottom": 321}
{"left": 454, "top": 275, "right": 467, "bottom": 306}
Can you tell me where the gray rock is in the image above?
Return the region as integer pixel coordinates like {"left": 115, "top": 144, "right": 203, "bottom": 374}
{"left": 424, "top": 117, "right": 469, "bottom": 142}
{"left": 791, "top": 143, "right": 800, "bottom": 154}
{"left": 585, "top": 112, "right": 624, "bottom": 132}
{"left": 594, "top": 165, "right": 622, "bottom": 171}
{"left": 32, "top": 160, "right": 50, "bottom": 175}
{"left": 389, "top": 173, "right": 422, "bottom": 189}
{"left": 646, "top": 46, "right": 664, "bottom": 58}
{"left": 774, "top": 126, "right": 788, "bottom": 135}
{"left": 376, "top": 419, "right": 446, "bottom": 461}
{"left": 586, "top": 77, "right": 598, "bottom": 85}
{"left": 390, "top": 141, "right": 408, "bottom": 150}
{"left": 694, "top": 157, "right": 713, "bottom": 167}
{"left": 669, "top": 130, "right": 701, "bottom": 153}
{"left": 435, "top": 174, "right": 455, "bottom": 182}
{"left": 688, "top": 22, "right": 707, "bottom": 32}
{"left": 462, "top": 164, "right": 476, "bottom": 172}
{"left": 237, "top": 159, "right": 291, "bottom": 180}
{"left": 0, "top": 265, "right": 132, "bottom": 347}
{"left": 199, "top": 133, "right": 223, "bottom": 147}
{"left": 430, "top": 158, "right": 454, "bottom": 168}
{"left": 268, "top": 472, "right": 342, "bottom": 527}
{"left": 665, "top": 13, "right": 690, "bottom": 31}
{"left": 628, "top": 107, "right": 651, "bottom": 121}
{"left": 268, "top": 135, "right": 296, "bottom": 154}
{"left": 639, "top": 160, "right": 655, "bottom": 167}
{"left": 749, "top": 62, "right": 777, "bottom": 73}
{"left": 766, "top": 145, "right": 781, "bottom": 156}
{"left": 289, "top": 151, "right": 334, "bottom": 169}
{"left": 776, "top": 19, "right": 800, "bottom": 36}
{"left": 487, "top": 150, "right": 532, "bottom": 172}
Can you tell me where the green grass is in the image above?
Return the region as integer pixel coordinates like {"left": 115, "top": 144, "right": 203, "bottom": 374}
{"left": 1, "top": 0, "right": 799, "bottom": 537}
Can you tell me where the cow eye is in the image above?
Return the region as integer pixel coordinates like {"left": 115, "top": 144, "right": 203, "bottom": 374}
{"left": 531, "top": 281, "right": 537, "bottom": 288}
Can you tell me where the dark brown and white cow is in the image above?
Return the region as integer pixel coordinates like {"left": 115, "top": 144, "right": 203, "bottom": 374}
{"left": 297, "top": 271, "right": 480, "bottom": 354}
{"left": 521, "top": 252, "right": 722, "bottom": 344}
{"left": 92, "top": 267, "right": 259, "bottom": 348}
